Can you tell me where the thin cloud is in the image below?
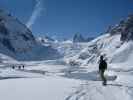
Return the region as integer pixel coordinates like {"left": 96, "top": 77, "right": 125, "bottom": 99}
{"left": 26, "top": 0, "right": 45, "bottom": 29}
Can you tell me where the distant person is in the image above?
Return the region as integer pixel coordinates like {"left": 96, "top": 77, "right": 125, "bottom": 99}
{"left": 99, "top": 55, "right": 107, "bottom": 85}
{"left": 22, "top": 65, "right": 24, "bottom": 69}
{"left": 18, "top": 66, "right": 21, "bottom": 70}
{"left": 12, "top": 66, "right": 15, "bottom": 69}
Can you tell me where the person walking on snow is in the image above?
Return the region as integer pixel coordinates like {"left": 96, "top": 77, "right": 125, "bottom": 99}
{"left": 99, "top": 55, "right": 107, "bottom": 85}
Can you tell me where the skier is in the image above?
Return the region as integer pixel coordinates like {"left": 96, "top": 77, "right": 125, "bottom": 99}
{"left": 22, "top": 65, "right": 24, "bottom": 69}
{"left": 99, "top": 55, "right": 107, "bottom": 85}
{"left": 18, "top": 66, "right": 21, "bottom": 70}
{"left": 12, "top": 66, "right": 15, "bottom": 69}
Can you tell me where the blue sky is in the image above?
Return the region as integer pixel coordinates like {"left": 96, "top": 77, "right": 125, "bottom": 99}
{"left": 0, "top": 0, "right": 133, "bottom": 39}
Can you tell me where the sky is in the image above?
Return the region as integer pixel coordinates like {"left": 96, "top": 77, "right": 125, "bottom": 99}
{"left": 0, "top": 0, "right": 133, "bottom": 40}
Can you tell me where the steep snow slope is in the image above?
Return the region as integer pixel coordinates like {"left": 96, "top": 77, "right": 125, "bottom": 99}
{"left": 38, "top": 33, "right": 133, "bottom": 66}
{"left": 67, "top": 15, "right": 133, "bottom": 66}
{"left": 67, "top": 34, "right": 133, "bottom": 66}
{"left": 66, "top": 34, "right": 121, "bottom": 65}
{"left": 0, "top": 9, "right": 60, "bottom": 61}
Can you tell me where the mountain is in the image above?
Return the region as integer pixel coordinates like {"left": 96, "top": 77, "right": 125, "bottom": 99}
{"left": 73, "top": 33, "right": 94, "bottom": 43}
{"left": 0, "top": 9, "right": 60, "bottom": 61}
{"left": 0, "top": 10, "right": 133, "bottom": 100}
{"left": 107, "top": 14, "right": 133, "bottom": 41}
{"left": 66, "top": 14, "right": 133, "bottom": 66}
{"left": 73, "top": 33, "right": 85, "bottom": 42}
{"left": 37, "top": 35, "right": 55, "bottom": 43}
{"left": 1, "top": 8, "right": 133, "bottom": 64}
{"left": 86, "top": 37, "right": 95, "bottom": 42}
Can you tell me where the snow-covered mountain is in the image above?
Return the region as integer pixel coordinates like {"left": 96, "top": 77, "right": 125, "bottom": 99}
{"left": 0, "top": 9, "right": 60, "bottom": 61}
{"left": 67, "top": 15, "right": 133, "bottom": 66}
{"left": 37, "top": 35, "right": 55, "bottom": 43}
{"left": 1, "top": 9, "right": 133, "bottom": 100}
{"left": 73, "top": 33, "right": 94, "bottom": 43}
{"left": 107, "top": 14, "right": 133, "bottom": 41}
{"left": 1, "top": 8, "right": 133, "bottom": 65}
{"left": 73, "top": 33, "right": 86, "bottom": 42}
{"left": 37, "top": 14, "right": 133, "bottom": 66}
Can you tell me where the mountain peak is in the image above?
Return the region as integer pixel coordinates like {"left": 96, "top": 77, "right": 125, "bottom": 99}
{"left": 0, "top": 10, "right": 60, "bottom": 61}
{"left": 107, "top": 14, "right": 133, "bottom": 41}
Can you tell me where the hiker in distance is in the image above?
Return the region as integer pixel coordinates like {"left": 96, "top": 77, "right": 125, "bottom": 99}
{"left": 99, "top": 55, "right": 107, "bottom": 85}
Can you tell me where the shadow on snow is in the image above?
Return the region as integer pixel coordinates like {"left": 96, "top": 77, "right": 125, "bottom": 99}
{"left": 0, "top": 76, "right": 27, "bottom": 80}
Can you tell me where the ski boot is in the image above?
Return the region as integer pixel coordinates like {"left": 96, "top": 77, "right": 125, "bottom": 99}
{"left": 102, "top": 80, "right": 107, "bottom": 86}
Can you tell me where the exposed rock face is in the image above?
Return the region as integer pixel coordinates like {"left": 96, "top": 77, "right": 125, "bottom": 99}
{"left": 108, "top": 14, "right": 133, "bottom": 41}
{"left": 0, "top": 9, "right": 35, "bottom": 53}
{"left": 0, "top": 9, "right": 61, "bottom": 61}
{"left": 73, "top": 33, "right": 94, "bottom": 43}
{"left": 67, "top": 14, "right": 133, "bottom": 66}
{"left": 73, "top": 33, "right": 85, "bottom": 43}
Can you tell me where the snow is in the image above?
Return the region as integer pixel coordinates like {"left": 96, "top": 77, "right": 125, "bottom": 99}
{"left": 1, "top": 31, "right": 133, "bottom": 100}
{"left": 0, "top": 60, "right": 82, "bottom": 100}
{"left": 0, "top": 59, "right": 133, "bottom": 100}
{"left": 65, "top": 33, "right": 133, "bottom": 66}
{"left": 0, "top": 77, "right": 81, "bottom": 100}
{"left": 1, "top": 8, "right": 133, "bottom": 100}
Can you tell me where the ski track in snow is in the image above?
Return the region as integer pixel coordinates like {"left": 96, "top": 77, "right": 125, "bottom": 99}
{"left": 63, "top": 65, "right": 133, "bottom": 100}
{"left": 0, "top": 60, "right": 133, "bottom": 100}
{"left": 66, "top": 82, "right": 133, "bottom": 100}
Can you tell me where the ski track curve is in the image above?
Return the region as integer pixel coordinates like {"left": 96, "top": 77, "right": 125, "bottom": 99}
{"left": 65, "top": 80, "right": 133, "bottom": 100}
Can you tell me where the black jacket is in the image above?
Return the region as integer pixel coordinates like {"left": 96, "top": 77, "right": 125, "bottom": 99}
{"left": 99, "top": 60, "right": 107, "bottom": 70}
